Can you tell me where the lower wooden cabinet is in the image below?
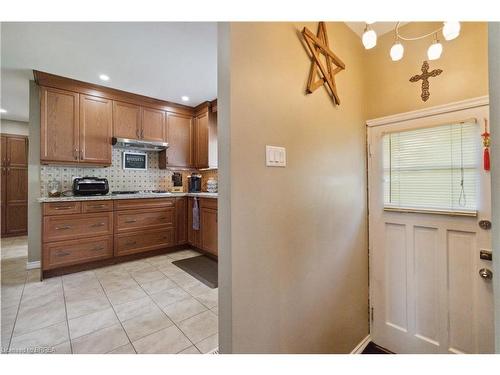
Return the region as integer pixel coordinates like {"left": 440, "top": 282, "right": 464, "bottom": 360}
{"left": 114, "top": 227, "right": 175, "bottom": 257}
{"left": 43, "top": 236, "right": 113, "bottom": 270}
{"left": 41, "top": 196, "right": 217, "bottom": 274}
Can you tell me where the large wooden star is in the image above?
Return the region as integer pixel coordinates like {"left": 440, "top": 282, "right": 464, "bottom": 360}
{"left": 302, "top": 22, "right": 345, "bottom": 105}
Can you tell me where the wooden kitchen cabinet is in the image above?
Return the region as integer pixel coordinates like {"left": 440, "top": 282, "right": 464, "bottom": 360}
{"left": 176, "top": 197, "right": 187, "bottom": 245}
{"left": 40, "top": 87, "right": 80, "bottom": 163}
{"left": 187, "top": 197, "right": 202, "bottom": 248}
{"left": 142, "top": 107, "right": 165, "bottom": 142}
{"left": 159, "top": 112, "right": 193, "bottom": 168}
{"left": 113, "top": 101, "right": 141, "bottom": 139}
{"left": 1, "top": 135, "right": 28, "bottom": 237}
{"left": 201, "top": 207, "right": 218, "bottom": 256}
{"left": 79, "top": 94, "right": 112, "bottom": 165}
{"left": 193, "top": 102, "right": 217, "bottom": 169}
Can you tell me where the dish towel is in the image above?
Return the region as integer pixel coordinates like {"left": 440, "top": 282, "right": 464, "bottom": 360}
{"left": 192, "top": 197, "right": 200, "bottom": 230}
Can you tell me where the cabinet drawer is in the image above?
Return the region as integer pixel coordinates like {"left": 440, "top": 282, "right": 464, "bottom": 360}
{"left": 43, "top": 212, "right": 113, "bottom": 242}
{"left": 114, "top": 208, "right": 174, "bottom": 233}
{"left": 114, "top": 198, "right": 175, "bottom": 211}
{"left": 43, "top": 201, "right": 81, "bottom": 216}
{"left": 82, "top": 200, "right": 114, "bottom": 213}
{"left": 43, "top": 236, "right": 113, "bottom": 270}
{"left": 115, "top": 228, "right": 175, "bottom": 256}
{"left": 200, "top": 198, "right": 218, "bottom": 209}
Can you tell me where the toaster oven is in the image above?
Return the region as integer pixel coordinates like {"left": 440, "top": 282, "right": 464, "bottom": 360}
{"left": 72, "top": 177, "right": 109, "bottom": 196}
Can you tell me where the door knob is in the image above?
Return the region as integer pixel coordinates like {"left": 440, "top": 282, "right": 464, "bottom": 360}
{"left": 479, "top": 268, "right": 493, "bottom": 280}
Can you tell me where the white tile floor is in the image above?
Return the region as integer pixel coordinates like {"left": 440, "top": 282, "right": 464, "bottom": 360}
{"left": 1, "top": 236, "right": 218, "bottom": 354}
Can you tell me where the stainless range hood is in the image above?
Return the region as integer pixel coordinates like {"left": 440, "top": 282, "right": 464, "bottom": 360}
{"left": 112, "top": 137, "right": 169, "bottom": 152}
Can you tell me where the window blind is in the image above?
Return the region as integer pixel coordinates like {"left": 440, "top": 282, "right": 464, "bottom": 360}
{"left": 383, "top": 121, "right": 479, "bottom": 213}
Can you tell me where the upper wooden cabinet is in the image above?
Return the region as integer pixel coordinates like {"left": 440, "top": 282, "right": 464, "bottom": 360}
{"left": 41, "top": 87, "right": 80, "bottom": 163}
{"left": 142, "top": 107, "right": 165, "bottom": 142}
{"left": 159, "top": 112, "right": 193, "bottom": 168}
{"left": 40, "top": 87, "right": 112, "bottom": 166}
{"left": 79, "top": 95, "right": 112, "bottom": 165}
{"left": 113, "top": 101, "right": 141, "bottom": 139}
{"left": 193, "top": 103, "right": 217, "bottom": 169}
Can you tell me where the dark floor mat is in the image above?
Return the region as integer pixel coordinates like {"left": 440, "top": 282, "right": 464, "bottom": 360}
{"left": 361, "top": 342, "right": 394, "bottom": 354}
{"left": 172, "top": 255, "right": 218, "bottom": 288}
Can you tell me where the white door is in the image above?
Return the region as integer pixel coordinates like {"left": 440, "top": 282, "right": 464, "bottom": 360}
{"left": 368, "top": 100, "right": 494, "bottom": 354}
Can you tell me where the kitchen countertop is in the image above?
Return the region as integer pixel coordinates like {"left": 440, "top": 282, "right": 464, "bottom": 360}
{"left": 37, "top": 192, "right": 218, "bottom": 203}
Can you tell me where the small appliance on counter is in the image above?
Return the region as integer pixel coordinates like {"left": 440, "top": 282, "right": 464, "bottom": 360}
{"left": 206, "top": 177, "right": 218, "bottom": 193}
{"left": 171, "top": 172, "right": 183, "bottom": 193}
{"left": 73, "top": 177, "right": 109, "bottom": 196}
{"left": 187, "top": 173, "right": 202, "bottom": 193}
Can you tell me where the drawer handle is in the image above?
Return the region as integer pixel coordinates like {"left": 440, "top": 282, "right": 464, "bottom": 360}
{"left": 125, "top": 240, "right": 137, "bottom": 246}
{"left": 91, "top": 222, "right": 105, "bottom": 227}
{"left": 55, "top": 225, "right": 72, "bottom": 230}
{"left": 90, "top": 204, "right": 106, "bottom": 208}
{"left": 125, "top": 219, "right": 137, "bottom": 223}
{"left": 92, "top": 246, "right": 104, "bottom": 251}
{"left": 56, "top": 250, "right": 70, "bottom": 257}
{"left": 54, "top": 206, "right": 73, "bottom": 210}
{"left": 159, "top": 217, "right": 167, "bottom": 220}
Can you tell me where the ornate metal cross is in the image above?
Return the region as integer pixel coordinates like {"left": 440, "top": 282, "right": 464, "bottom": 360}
{"left": 409, "top": 60, "right": 443, "bottom": 102}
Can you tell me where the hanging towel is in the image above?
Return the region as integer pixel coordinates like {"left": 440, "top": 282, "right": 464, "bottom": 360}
{"left": 192, "top": 197, "right": 200, "bottom": 230}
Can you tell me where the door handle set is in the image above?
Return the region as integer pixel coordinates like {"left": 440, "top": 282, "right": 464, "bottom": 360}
{"left": 479, "top": 268, "right": 493, "bottom": 280}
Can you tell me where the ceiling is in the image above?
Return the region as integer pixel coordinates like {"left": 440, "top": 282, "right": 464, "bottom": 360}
{"left": 1, "top": 22, "right": 217, "bottom": 122}
{"left": 345, "top": 22, "right": 403, "bottom": 37}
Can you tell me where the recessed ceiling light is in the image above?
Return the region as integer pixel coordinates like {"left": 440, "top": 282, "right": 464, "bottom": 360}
{"left": 99, "top": 74, "right": 110, "bottom": 81}
{"left": 0, "top": 108, "right": 7, "bottom": 114}
{"left": 181, "top": 96, "right": 190, "bottom": 102}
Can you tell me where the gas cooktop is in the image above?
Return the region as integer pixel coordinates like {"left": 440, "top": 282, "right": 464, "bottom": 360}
{"left": 111, "top": 190, "right": 170, "bottom": 195}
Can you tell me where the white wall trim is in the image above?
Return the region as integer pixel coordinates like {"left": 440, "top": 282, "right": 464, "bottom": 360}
{"left": 26, "top": 261, "right": 40, "bottom": 270}
{"left": 366, "top": 96, "right": 489, "bottom": 127}
{"left": 350, "top": 334, "right": 371, "bottom": 354}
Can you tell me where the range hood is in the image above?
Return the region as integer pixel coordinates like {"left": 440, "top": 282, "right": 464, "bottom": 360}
{"left": 112, "top": 137, "right": 169, "bottom": 152}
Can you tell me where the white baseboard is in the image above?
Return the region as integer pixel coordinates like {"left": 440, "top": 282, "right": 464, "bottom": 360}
{"left": 26, "top": 261, "right": 41, "bottom": 270}
{"left": 350, "top": 334, "right": 371, "bottom": 354}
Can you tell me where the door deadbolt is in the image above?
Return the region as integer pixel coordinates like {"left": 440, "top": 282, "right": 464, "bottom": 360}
{"left": 478, "top": 220, "right": 491, "bottom": 230}
{"left": 479, "top": 268, "right": 493, "bottom": 280}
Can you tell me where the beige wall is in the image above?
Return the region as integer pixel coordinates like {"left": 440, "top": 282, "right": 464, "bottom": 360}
{"left": 365, "top": 22, "right": 488, "bottom": 119}
{"left": 219, "top": 22, "right": 368, "bottom": 353}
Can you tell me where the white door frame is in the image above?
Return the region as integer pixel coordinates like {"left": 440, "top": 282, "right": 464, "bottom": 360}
{"left": 366, "top": 96, "right": 493, "bottom": 353}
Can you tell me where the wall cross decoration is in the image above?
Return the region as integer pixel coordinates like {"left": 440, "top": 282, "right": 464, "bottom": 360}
{"left": 301, "top": 22, "right": 345, "bottom": 105}
{"left": 409, "top": 60, "right": 443, "bottom": 102}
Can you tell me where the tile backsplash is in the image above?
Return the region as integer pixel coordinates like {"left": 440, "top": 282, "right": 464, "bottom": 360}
{"left": 40, "top": 148, "right": 218, "bottom": 196}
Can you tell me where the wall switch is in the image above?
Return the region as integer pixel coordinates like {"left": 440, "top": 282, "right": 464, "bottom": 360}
{"left": 266, "top": 145, "right": 286, "bottom": 167}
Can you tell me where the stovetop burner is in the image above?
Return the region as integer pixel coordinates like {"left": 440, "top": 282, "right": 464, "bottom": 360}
{"left": 151, "top": 190, "right": 168, "bottom": 194}
{"left": 111, "top": 191, "right": 139, "bottom": 195}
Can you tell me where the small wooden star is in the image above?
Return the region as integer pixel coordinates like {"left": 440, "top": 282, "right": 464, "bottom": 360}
{"left": 302, "top": 22, "right": 345, "bottom": 105}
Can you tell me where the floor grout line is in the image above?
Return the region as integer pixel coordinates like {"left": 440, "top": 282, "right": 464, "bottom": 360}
{"left": 61, "top": 273, "right": 77, "bottom": 354}
{"left": 6, "top": 260, "right": 29, "bottom": 353}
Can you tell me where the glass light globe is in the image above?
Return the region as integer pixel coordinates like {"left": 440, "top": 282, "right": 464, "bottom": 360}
{"left": 362, "top": 29, "right": 377, "bottom": 49}
{"left": 390, "top": 41, "right": 404, "bottom": 61}
{"left": 442, "top": 21, "right": 461, "bottom": 41}
{"left": 427, "top": 41, "right": 443, "bottom": 60}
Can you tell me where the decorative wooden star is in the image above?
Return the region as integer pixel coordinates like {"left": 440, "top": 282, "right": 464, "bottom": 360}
{"left": 409, "top": 60, "right": 443, "bottom": 102}
{"left": 302, "top": 22, "right": 345, "bottom": 105}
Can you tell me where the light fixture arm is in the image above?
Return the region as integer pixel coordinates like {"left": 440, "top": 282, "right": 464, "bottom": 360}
{"left": 394, "top": 22, "right": 445, "bottom": 41}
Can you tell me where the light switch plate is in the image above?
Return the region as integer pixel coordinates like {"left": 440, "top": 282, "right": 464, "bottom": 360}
{"left": 266, "top": 145, "right": 286, "bottom": 167}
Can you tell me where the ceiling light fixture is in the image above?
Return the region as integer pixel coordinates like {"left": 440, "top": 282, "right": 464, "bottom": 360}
{"left": 375, "top": 22, "right": 460, "bottom": 62}
{"left": 181, "top": 96, "right": 190, "bottom": 102}
{"left": 427, "top": 34, "right": 443, "bottom": 60}
{"left": 362, "top": 24, "right": 377, "bottom": 50}
{"left": 442, "top": 21, "right": 461, "bottom": 41}
{"left": 99, "top": 74, "right": 110, "bottom": 81}
{"left": 0, "top": 108, "right": 6, "bottom": 114}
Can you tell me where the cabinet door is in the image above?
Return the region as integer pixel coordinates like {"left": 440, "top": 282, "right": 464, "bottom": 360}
{"left": 163, "top": 113, "right": 193, "bottom": 167}
{"left": 113, "top": 101, "right": 141, "bottom": 139}
{"left": 1, "top": 136, "right": 6, "bottom": 235}
{"left": 187, "top": 197, "right": 201, "bottom": 248}
{"left": 142, "top": 107, "right": 165, "bottom": 142}
{"left": 194, "top": 111, "right": 209, "bottom": 169}
{"left": 79, "top": 95, "right": 112, "bottom": 165}
{"left": 176, "top": 197, "right": 187, "bottom": 245}
{"left": 201, "top": 207, "right": 218, "bottom": 256}
{"left": 5, "top": 136, "right": 28, "bottom": 236}
{"left": 40, "top": 87, "right": 79, "bottom": 163}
